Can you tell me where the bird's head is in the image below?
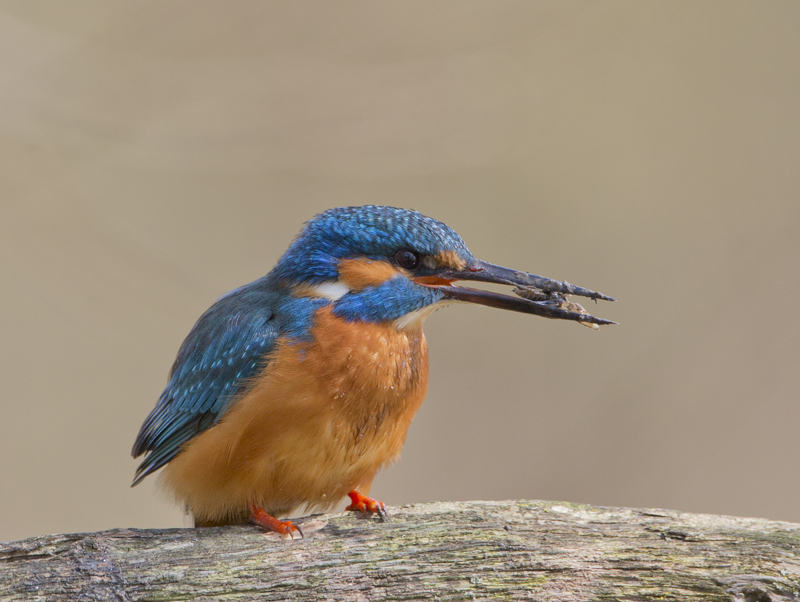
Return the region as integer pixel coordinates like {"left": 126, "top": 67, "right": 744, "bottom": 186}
{"left": 272, "top": 205, "right": 615, "bottom": 329}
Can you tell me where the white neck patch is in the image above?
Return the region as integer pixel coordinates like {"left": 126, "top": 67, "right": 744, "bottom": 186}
{"left": 393, "top": 301, "right": 450, "bottom": 330}
{"left": 306, "top": 280, "right": 352, "bottom": 301}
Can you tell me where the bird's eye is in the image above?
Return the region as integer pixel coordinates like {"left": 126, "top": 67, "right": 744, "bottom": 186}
{"left": 394, "top": 248, "right": 421, "bottom": 270}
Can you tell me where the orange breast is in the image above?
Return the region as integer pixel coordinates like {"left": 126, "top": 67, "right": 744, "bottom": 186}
{"left": 160, "top": 306, "right": 429, "bottom": 525}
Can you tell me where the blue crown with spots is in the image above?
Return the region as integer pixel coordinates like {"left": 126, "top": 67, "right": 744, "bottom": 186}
{"left": 272, "top": 206, "right": 473, "bottom": 284}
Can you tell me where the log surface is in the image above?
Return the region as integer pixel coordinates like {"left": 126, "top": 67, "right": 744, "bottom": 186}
{"left": 2, "top": 500, "right": 800, "bottom": 601}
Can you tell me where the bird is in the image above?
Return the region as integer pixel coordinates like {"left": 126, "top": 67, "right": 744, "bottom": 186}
{"left": 131, "top": 205, "right": 614, "bottom": 538}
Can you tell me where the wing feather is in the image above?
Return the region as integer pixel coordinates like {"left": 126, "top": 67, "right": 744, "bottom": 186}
{"left": 131, "top": 284, "right": 280, "bottom": 485}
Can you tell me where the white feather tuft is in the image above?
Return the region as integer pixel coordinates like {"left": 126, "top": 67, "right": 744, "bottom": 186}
{"left": 307, "top": 281, "right": 352, "bottom": 300}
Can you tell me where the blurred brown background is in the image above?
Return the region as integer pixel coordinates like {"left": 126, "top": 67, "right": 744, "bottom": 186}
{"left": 1, "top": 1, "right": 799, "bottom": 543}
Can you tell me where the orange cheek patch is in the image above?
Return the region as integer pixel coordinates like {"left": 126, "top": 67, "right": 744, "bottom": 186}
{"left": 338, "top": 258, "right": 402, "bottom": 291}
{"left": 437, "top": 250, "right": 467, "bottom": 271}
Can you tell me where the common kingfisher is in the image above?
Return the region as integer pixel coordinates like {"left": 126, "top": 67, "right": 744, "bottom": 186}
{"left": 132, "top": 206, "right": 614, "bottom": 538}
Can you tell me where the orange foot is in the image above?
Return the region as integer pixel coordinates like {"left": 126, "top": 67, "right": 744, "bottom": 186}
{"left": 248, "top": 504, "right": 303, "bottom": 539}
{"left": 346, "top": 490, "right": 388, "bottom": 521}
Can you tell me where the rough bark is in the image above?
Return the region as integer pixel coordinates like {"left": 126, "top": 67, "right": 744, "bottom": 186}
{"left": 2, "top": 500, "right": 799, "bottom": 601}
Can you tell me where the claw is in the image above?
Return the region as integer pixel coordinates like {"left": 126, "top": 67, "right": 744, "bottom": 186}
{"left": 346, "top": 490, "right": 388, "bottom": 521}
{"left": 248, "top": 504, "right": 304, "bottom": 539}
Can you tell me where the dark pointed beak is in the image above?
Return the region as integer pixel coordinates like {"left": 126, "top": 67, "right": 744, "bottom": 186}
{"left": 425, "top": 260, "right": 616, "bottom": 327}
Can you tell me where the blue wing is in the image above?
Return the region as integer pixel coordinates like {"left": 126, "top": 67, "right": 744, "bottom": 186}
{"left": 131, "top": 282, "right": 281, "bottom": 485}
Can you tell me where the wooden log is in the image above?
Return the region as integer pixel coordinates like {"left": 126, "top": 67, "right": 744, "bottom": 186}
{"left": 2, "top": 500, "right": 800, "bottom": 601}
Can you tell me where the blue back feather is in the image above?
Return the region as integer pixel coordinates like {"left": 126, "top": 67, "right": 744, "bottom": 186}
{"left": 131, "top": 276, "right": 329, "bottom": 484}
